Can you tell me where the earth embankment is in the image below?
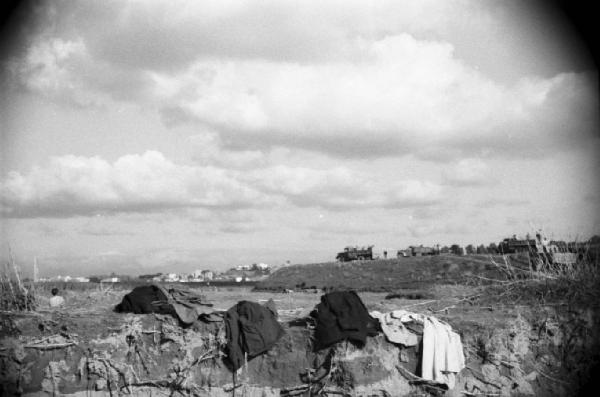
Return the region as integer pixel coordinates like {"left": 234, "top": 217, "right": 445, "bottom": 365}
{"left": 2, "top": 285, "right": 598, "bottom": 396}
{"left": 2, "top": 253, "right": 599, "bottom": 396}
{"left": 256, "top": 254, "right": 522, "bottom": 292}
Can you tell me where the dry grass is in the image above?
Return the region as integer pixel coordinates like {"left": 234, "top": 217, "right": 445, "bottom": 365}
{"left": 256, "top": 255, "right": 512, "bottom": 292}
{"left": 1, "top": 256, "right": 36, "bottom": 312}
{"left": 478, "top": 252, "right": 600, "bottom": 308}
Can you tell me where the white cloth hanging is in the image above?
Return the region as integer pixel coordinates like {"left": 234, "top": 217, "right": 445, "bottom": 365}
{"left": 371, "top": 310, "right": 465, "bottom": 389}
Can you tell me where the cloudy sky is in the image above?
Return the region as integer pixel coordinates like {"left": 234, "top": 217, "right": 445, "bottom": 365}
{"left": 1, "top": 0, "right": 598, "bottom": 276}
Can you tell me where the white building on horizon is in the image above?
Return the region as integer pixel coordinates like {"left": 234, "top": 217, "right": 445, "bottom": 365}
{"left": 100, "top": 277, "right": 119, "bottom": 283}
{"left": 165, "top": 273, "right": 179, "bottom": 282}
{"left": 256, "top": 263, "right": 270, "bottom": 270}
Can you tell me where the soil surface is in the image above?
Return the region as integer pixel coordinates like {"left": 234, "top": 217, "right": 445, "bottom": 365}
{"left": 1, "top": 260, "right": 599, "bottom": 396}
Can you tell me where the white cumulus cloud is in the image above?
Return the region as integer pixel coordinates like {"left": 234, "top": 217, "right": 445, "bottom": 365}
{"left": 0, "top": 151, "right": 264, "bottom": 217}
{"left": 152, "top": 38, "right": 597, "bottom": 159}
{"left": 1, "top": 151, "right": 444, "bottom": 217}
{"left": 248, "top": 165, "right": 442, "bottom": 210}
{"left": 10, "top": 2, "right": 598, "bottom": 161}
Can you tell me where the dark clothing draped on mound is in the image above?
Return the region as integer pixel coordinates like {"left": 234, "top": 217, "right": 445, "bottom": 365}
{"left": 115, "top": 284, "right": 213, "bottom": 325}
{"left": 225, "top": 300, "right": 285, "bottom": 371}
{"left": 312, "top": 290, "right": 379, "bottom": 351}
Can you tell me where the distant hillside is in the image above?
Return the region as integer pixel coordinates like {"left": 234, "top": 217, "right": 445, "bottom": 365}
{"left": 255, "top": 254, "right": 521, "bottom": 292}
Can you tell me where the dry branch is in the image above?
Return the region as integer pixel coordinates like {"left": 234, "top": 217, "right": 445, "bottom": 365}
{"left": 24, "top": 342, "right": 76, "bottom": 350}
{"left": 535, "top": 366, "right": 571, "bottom": 385}
{"left": 399, "top": 299, "right": 438, "bottom": 309}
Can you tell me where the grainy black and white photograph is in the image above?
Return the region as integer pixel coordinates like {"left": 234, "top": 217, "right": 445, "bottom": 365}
{"left": 1, "top": 1, "right": 598, "bottom": 396}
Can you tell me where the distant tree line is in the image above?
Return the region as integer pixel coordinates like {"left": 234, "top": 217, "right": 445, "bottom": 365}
{"left": 439, "top": 235, "right": 600, "bottom": 257}
{"left": 438, "top": 243, "right": 500, "bottom": 255}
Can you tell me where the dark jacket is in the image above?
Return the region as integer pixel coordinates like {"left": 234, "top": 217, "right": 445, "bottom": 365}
{"left": 115, "top": 284, "right": 171, "bottom": 314}
{"left": 312, "top": 291, "right": 378, "bottom": 351}
{"left": 115, "top": 284, "right": 213, "bottom": 324}
{"left": 225, "top": 301, "right": 285, "bottom": 371}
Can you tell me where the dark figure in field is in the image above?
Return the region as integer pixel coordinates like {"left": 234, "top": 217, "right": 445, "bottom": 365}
{"left": 49, "top": 288, "right": 65, "bottom": 307}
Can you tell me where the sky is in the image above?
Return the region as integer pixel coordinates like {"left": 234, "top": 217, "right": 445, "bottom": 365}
{"left": 1, "top": 0, "right": 598, "bottom": 277}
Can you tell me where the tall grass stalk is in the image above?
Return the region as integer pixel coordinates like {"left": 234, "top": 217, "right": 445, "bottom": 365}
{"left": 1, "top": 254, "right": 36, "bottom": 311}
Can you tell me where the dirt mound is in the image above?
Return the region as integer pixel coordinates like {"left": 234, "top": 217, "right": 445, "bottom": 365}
{"left": 2, "top": 278, "right": 599, "bottom": 396}
{"left": 257, "top": 255, "right": 516, "bottom": 292}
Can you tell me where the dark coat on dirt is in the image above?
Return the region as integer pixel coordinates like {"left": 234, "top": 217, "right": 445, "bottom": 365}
{"left": 115, "top": 285, "right": 171, "bottom": 314}
{"left": 115, "top": 284, "right": 213, "bottom": 324}
{"left": 312, "top": 290, "right": 379, "bottom": 351}
{"left": 225, "top": 300, "right": 285, "bottom": 371}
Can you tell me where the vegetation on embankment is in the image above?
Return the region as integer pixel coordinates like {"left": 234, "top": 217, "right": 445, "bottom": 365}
{"left": 472, "top": 258, "right": 600, "bottom": 396}
{"left": 255, "top": 254, "right": 520, "bottom": 292}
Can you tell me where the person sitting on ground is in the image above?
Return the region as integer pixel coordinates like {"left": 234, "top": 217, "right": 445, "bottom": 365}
{"left": 49, "top": 288, "right": 65, "bottom": 307}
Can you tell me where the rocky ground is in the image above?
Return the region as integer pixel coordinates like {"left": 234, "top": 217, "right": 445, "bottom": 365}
{"left": 1, "top": 259, "right": 599, "bottom": 396}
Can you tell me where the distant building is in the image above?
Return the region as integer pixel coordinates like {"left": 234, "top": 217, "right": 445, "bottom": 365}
{"left": 256, "top": 263, "right": 270, "bottom": 270}
{"left": 201, "top": 270, "right": 214, "bottom": 280}
{"left": 534, "top": 232, "right": 577, "bottom": 266}
{"left": 139, "top": 273, "right": 162, "bottom": 280}
{"left": 165, "top": 273, "right": 179, "bottom": 282}
{"left": 549, "top": 240, "right": 568, "bottom": 251}
{"left": 101, "top": 277, "right": 119, "bottom": 283}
